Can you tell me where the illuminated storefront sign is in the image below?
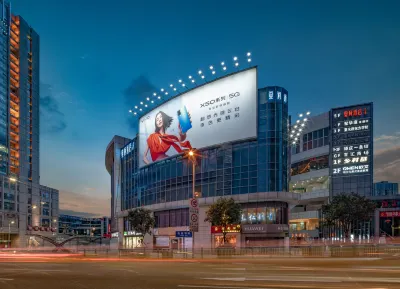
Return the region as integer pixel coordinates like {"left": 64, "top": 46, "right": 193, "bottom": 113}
{"left": 330, "top": 104, "right": 373, "bottom": 176}
{"left": 377, "top": 199, "right": 400, "bottom": 208}
{"left": 211, "top": 224, "right": 241, "bottom": 234}
{"left": 121, "top": 142, "right": 134, "bottom": 159}
{"left": 380, "top": 211, "right": 400, "bottom": 218}
{"left": 330, "top": 103, "right": 373, "bottom": 196}
{"left": 241, "top": 224, "right": 288, "bottom": 234}
{"left": 111, "top": 232, "right": 119, "bottom": 238}
{"left": 123, "top": 231, "right": 141, "bottom": 236}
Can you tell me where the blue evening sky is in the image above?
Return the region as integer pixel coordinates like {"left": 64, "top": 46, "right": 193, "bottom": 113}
{"left": 11, "top": 0, "right": 400, "bottom": 216}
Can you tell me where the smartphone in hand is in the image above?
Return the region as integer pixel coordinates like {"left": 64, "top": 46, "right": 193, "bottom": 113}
{"left": 177, "top": 106, "right": 192, "bottom": 133}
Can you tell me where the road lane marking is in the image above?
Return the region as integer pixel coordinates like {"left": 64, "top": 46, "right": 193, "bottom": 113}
{"left": 178, "top": 285, "right": 273, "bottom": 289}
{"left": 201, "top": 276, "right": 400, "bottom": 284}
{"left": 201, "top": 277, "right": 340, "bottom": 283}
{"left": 215, "top": 268, "right": 246, "bottom": 271}
{"left": 0, "top": 278, "right": 14, "bottom": 281}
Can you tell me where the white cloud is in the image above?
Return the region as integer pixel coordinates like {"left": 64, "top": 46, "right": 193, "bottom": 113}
{"left": 374, "top": 133, "right": 400, "bottom": 152}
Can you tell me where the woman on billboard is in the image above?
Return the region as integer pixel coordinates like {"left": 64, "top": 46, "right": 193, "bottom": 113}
{"left": 143, "top": 108, "right": 192, "bottom": 165}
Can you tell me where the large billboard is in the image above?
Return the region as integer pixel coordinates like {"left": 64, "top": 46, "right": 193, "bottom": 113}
{"left": 139, "top": 68, "right": 257, "bottom": 168}
{"left": 330, "top": 103, "right": 373, "bottom": 196}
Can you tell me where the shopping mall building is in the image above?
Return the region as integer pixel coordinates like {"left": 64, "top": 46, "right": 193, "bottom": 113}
{"left": 106, "top": 64, "right": 382, "bottom": 249}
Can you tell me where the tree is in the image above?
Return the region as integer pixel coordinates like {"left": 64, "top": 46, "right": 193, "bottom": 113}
{"left": 204, "top": 197, "right": 242, "bottom": 245}
{"left": 322, "top": 193, "right": 376, "bottom": 239}
{"left": 127, "top": 208, "right": 155, "bottom": 246}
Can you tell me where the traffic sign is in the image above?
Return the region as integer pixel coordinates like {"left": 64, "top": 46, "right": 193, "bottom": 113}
{"left": 190, "top": 214, "right": 198, "bottom": 223}
{"left": 190, "top": 198, "right": 198, "bottom": 208}
{"left": 189, "top": 213, "right": 199, "bottom": 232}
{"left": 189, "top": 208, "right": 199, "bottom": 214}
{"left": 189, "top": 198, "right": 199, "bottom": 232}
{"left": 175, "top": 231, "right": 193, "bottom": 238}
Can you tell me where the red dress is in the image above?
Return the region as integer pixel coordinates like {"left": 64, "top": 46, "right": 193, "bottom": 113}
{"left": 147, "top": 132, "right": 192, "bottom": 162}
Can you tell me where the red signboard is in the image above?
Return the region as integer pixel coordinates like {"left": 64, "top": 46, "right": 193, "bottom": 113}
{"left": 343, "top": 108, "right": 367, "bottom": 118}
{"left": 211, "top": 224, "right": 241, "bottom": 234}
{"left": 380, "top": 211, "right": 400, "bottom": 218}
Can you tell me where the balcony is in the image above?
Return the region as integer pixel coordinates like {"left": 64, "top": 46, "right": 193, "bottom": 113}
{"left": 11, "top": 17, "right": 19, "bottom": 29}
{"left": 10, "top": 145, "right": 19, "bottom": 152}
{"left": 10, "top": 125, "right": 19, "bottom": 135}
{"left": 10, "top": 69, "right": 19, "bottom": 81}
{"left": 10, "top": 52, "right": 19, "bottom": 65}
{"left": 10, "top": 38, "right": 19, "bottom": 49}
{"left": 10, "top": 83, "right": 19, "bottom": 92}
{"left": 10, "top": 101, "right": 19, "bottom": 111}
{"left": 10, "top": 166, "right": 19, "bottom": 175}
{"left": 10, "top": 30, "right": 19, "bottom": 44}
{"left": 10, "top": 61, "right": 19, "bottom": 74}
{"left": 10, "top": 161, "right": 19, "bottom": 168}
{"left": 10, "top": 78, "right": 19, "bottom": 88}
{"left": 10, "top": 135, "right": 19, "bottom": 144}
{"left": 10, "top": 115, "right": 19, "bottom": 124}
{"left": 10, "top": 121, "right": 19, "bottom": 129}
{"left": 9, "top": 108, "right": 19, "bottom": 118}
{"left": 10, "top": 88, "right": 19, "bottom": 98}
{"left": 10, "top": 94, "right": 19, "bottom": 106}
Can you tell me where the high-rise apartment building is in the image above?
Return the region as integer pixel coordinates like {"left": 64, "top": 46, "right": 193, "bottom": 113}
{"left": 0, "top": 1, "right": 58, "bottom": 248}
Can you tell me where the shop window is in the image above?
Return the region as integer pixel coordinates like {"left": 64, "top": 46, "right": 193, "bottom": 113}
{"left": 214, "top": 235, "right": 236, "bottom": 248}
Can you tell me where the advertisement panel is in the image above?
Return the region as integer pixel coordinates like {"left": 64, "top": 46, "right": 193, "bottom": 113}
{"left": 138, "top": 68, "right": 257, "bottom": 168}
{"left": 330, "top": 103, "right": 373, "bottom": 196}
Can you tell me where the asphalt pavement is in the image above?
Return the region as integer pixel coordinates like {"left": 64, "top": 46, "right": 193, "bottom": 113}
{"left": 1, "top": 256, "right": 400, "bottom": 289}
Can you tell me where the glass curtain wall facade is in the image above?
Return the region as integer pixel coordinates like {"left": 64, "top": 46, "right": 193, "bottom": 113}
{"left": 373, "top": 182, "right": 399, "bottom": 197}
{"left": 0, "top": 0, "right": 10, "bottom": 175}
{"left": 120, "top": 87, "right": 289, "bottom": 211}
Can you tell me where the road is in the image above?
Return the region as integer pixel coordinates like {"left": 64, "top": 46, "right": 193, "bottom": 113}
{"left": 1, "top": 256, "right": 400, "bottom": 288}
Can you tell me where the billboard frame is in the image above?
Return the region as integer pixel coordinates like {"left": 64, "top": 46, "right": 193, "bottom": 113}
{"left": 137, "top": 66, "right": 258, "bottom": 169}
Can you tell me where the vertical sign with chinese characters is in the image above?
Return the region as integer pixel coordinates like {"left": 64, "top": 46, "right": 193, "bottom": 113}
{"left": 330, "top": 103, "right": 373, "bottom": 196}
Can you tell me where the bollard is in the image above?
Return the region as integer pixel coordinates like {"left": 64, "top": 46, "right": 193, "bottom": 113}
{"left": 201, "top": 247, "right": 203, "bottom": 259}
{"left": 84, "top": 249, "right": 86, "bottom": 257}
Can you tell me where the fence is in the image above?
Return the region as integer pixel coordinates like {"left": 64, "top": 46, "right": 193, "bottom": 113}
{"left": 3, "top": 244, "right": 400, "bottom": 259}
{"left": 77, "top": 244, "right": 400, "bottom": 259}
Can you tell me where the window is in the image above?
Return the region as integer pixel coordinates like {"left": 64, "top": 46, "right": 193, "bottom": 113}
{"left": 41, "top": 218, "right": 50, "bottom": 227}
{"left": 301, "top": 127, "right": 329, "bottom": 152}
{"left": 153, "top": 209, "right": 189, "bottom": 228}
{"left": 291, "top": 155, "right": 329, "bottom": 176}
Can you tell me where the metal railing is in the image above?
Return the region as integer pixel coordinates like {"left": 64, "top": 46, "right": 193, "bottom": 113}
{"left": 3, "top": 244, "right": 400, "bottom": 259}
{"left": 75, "top": 244, "right": 400, "bottom": 259}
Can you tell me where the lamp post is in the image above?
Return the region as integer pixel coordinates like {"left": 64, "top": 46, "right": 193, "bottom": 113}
{"left": 8, "top": 220, "right": 14, "bottom": 248}
{"left": 187, "top": 150, "right": 197, "bottom": 256}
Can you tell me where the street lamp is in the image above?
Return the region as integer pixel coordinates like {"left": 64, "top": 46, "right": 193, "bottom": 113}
{"left": 8, "top": 220, "right": 14, "bottom": 248}
{"left": 186, "top": 149, "right": 198, "bottom": 256}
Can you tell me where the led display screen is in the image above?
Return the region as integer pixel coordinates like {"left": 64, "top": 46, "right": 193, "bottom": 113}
{"left": 138, "top": 68, "right": 257, "bottom": 168}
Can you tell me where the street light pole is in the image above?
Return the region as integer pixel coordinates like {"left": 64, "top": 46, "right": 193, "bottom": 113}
{"left": 192, "top": 158, "right": 195, "bottom": 255}
{"left": 188, "top": 150, "right": 196, "bottom": 257}
{"left": 8, "top": 220, "right": 14, "bottom": 248}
